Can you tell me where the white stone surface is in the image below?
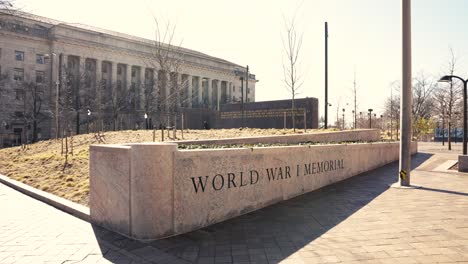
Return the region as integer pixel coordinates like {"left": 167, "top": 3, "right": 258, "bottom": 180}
{"left": 90, "top": 140, "right": 418, "bottom": 240}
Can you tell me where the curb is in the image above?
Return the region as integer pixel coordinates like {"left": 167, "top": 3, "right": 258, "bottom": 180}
{"left": 0, "top": 174, "right": 90, "bottom": 222}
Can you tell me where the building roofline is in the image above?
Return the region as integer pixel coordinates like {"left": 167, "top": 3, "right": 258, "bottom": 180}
{"left": 0, "top": 9, "right": 246, "bottom": 69}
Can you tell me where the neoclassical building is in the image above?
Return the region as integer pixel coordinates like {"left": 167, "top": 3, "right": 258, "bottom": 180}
{"left": 0, "top": 9, "right": 256, "bottom": 145}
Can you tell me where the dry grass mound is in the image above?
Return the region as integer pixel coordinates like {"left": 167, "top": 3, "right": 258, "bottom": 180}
{"left": 0, "top": 128, "right": 330, "bottom": 206}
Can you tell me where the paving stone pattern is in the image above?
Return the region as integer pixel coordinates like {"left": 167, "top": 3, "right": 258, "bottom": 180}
{"left": 1, "top": 146, "right": 468, "bottom": 263}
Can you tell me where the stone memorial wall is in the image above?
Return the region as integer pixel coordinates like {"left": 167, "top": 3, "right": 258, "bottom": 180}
{"left": 90, "top": 135, "right": 417, "bottom": 240}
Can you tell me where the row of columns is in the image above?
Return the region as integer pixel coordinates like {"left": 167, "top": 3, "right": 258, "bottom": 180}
{"left": 55, "top": 54, "right": 237, "bottom": 111}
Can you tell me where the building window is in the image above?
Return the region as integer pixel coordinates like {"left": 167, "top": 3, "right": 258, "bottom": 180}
{"left": 36, "top": 71, "right": 45, "bottom": 83}
{"left": 117, "top": 65, "right": 122, "bottom": 75}
{"left": 117, "top": 80, "right": 122, "bottom": 90}
{"left": 233, "top": 86, "right": 236, "bottom": 92}
{"left": 85, "top": 61, "right": 93, "bottom": 71}
{"left": 14, "top": 111, "right": 24, "bottom": 117}
{"left": 102, "top": 64, "right": 108, "bottom": 73}
{"left": 131, "top": 68, "right": 136, "bottom": 77}
{"left": 13, "top": 68, "right": 24, "bottom": 81}
{"left": 15, "top": 50, "right": 24, "bottom": 61}
{"left": 15, "top": 89, "right": 24, "bottom": 100}
{"left": 36, "top": 54, "right": 45, "bottom": 64}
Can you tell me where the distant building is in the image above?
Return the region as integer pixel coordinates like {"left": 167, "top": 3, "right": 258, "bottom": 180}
{"left": 0, "top": 9, "right": 257, "bottom": 146}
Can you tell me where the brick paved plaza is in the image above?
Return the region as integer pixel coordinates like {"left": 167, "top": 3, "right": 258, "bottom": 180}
{"left": 1, "top": 142, "right": 467, "bottom": 263}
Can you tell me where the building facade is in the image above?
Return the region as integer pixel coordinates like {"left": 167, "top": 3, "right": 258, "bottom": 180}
{"left": 0, "top": 10, "right": 257, "bottom": 146}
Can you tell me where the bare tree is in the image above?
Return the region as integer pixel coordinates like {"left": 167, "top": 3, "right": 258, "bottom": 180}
{"left": 23, "top": 82, "right": 51, "bottom": 142}
{"left": 435, "top": 48, "right": 462, "bottom": 150}
{"left": 0, "top": 0, "right": 14, "bottom": 10}
{"left": 412, "top": 72, "right": 436, "bottom": 138}
{"left": 55, "top": 59, "right": 98, "bottom": 137}
{"left": 146, "top": 16, "right": 190, "bottom": 141}
{"left": 281, "top": 14, "right": 303, "bottom": 132}
{"left": 103, "top": 80, "right": 135, "bottom": 131}
{"left": 351, "top": 68, "right": 358, "bottom": 129}
{"left": 384, "top": 81, "right": 401, "bottom": 140}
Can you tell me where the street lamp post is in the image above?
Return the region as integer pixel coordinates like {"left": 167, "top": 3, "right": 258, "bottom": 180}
{"left": 368, "top": 109, "right": 373, "bottom": 128}
{"left": 359, "top": 112, "right": 362, "bottom": 128}
{"left": 352, "top": 110, "right": 355, "bottom": 129}
{"left": 439, "top": 75, "right": 468, "bottom": 155}
{"left": 87, "top": 109, "right": 91, "bottom": 133}
{"left": 342, "top": 108, "right": 345, "bottom": 130}
{"left": 240, "top": 77, "right": 245, "bottom": 129}
{"left": 144, "top": 113, "right": 148, "bottom": 130}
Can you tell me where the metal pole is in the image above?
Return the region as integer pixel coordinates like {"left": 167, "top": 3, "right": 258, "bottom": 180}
{"left": 390, "top": 87, "right": 393, "bottom": 140}
{"left": 464, "top": 81, "right": 467, "bottom": 155}
{"left": 342, "top": 110, "right": 345, "bottom": 130}
{"left": 240, "top": 77, "right": 244, "bottom": 129}
{"left": 399, "top": 0, "right": 412, "bottom": 186}
{"left": 304, "top": 109, "right": 307, "bottom": 132}
{"left": 442, "top": 104, "right": 445, "bottom": 146}
{"left": 324, "top": 22, "right": 329, "bottom": 129}
{"left": 55, "top": 81, "right": 59, "bottom": 139}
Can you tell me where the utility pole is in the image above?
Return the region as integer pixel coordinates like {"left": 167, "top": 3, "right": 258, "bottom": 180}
{"left": 390, "top": 86, "right": 393, "bottom": 140}
{"left": 324, "top": 22, "right": 329, "bottom": 129}
{"left": 240, "top": 76, "right": 244, "bottom": 129}
{"left": 353, "top": 69, "right": 357, "bottom": 130}
{"left": 244, "top": 65, "right": 249, "bottom": 128}
{"left": 399, "top": 0, "right": 412, "bottom": 186}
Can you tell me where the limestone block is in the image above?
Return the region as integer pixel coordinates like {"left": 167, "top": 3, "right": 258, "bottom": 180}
{"left": 458, "top": 155, "right": 468, "bottom": 172}
{"left": 90, "top": 145, "right": 131, "bottom": 235}
{"left": 128, "top": 143, "right": 177, "bottom": 239}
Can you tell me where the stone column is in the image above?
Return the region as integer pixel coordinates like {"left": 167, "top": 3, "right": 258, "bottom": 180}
{"left": 197, "top": 77, "right": 203, "bottom": 106}
{"left": 111, "top": 62, "right": 118, "bottom": 104}
{"left": 79, "top": 57, "right": 87, "bottom": 98}
{"left": 50, "top": 52, "right": 59, "bottom": 139}
{"left": 187, "top": 75, "right": 193, "bottom": 108}
{"left": 94, "top": 59, "right": 102, "bottom": 129}
{"left": 126, "top": 64, "right": 132, "bottom": 92}
{"left": 207, "top": 78, "right": 212, "bottom": 109}
{"left": 165, "top": 72, "right": 171, "bottom": 111}
{"left": 176, "top": 73, "right": 182, "bottom": 108}
{"left": 217, "top": 80, "right": 222, "bottom": 111}
{"left": 95, "top": 59, "right": 102, "bottom": 96}
{"left": 140, "top": 67, "right": 145, "bottom": 111}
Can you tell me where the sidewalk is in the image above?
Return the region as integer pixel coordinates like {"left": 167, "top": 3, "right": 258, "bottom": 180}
{"left": 0, "top": 143, "right": 467, "bottom": 263}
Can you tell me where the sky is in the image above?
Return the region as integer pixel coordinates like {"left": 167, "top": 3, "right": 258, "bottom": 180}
{"left": 13, "top": 0, "right": 468, "bottom": 122}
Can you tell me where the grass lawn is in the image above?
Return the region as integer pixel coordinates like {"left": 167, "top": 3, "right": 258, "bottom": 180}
{"left": 0, "top": 128, "right": 330, "bottom": 206}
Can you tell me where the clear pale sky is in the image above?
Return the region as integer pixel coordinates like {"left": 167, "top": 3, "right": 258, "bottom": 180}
{"left": 14, "top": 0, "right": 468, "bottom": 120}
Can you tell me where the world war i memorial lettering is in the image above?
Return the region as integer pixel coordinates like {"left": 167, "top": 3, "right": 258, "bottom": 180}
{"left": 190, "top": 159, "right": 344, "bottom": 193}
{"left": 89, "top": 130, "right": 417, "bottom": 240}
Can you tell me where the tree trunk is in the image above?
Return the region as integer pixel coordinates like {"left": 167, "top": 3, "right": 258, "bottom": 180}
{"left": 76, "top": 111, "right": 80, "bottom": 135}
{"left": 32, "top": 120, "right": 38, "bottom": 143}
{"left": 292, "top": 95, "right": 296, "bottom": 132}
{"left": 448, "top": 121, "right": 452, "bottom": 150}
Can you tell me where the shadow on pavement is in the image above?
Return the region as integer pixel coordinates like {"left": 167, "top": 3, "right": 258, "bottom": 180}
{"left": 92, "top": 152, "right": 433, "bottom": 264}
{"left": 418, "top": 186, "right": 468, "bottom": 197}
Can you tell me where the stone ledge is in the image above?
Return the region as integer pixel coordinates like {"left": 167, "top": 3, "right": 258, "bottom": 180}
{"left": 0, "top": 174, "right": 90, "bottom": 222}
{"left": 171, "top": 129, "right": 380, "bottom": 146}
